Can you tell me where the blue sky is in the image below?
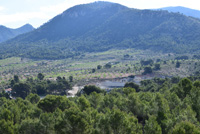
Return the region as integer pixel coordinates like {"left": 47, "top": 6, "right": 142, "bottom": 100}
{"left": 0, "top": 0, "right": 199, "bottom": 28}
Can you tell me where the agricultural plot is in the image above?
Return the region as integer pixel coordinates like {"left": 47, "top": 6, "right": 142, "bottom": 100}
{"left": 0, "top": 49, "right": 199, "bottom": 91}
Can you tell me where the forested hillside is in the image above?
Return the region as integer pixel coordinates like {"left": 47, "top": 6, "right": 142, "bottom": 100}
{"left": 1, "top": 75, "right": 200, "bottom": 133}
{"left": 0, "top": 24, "right": 34, "bottom": 43}
{"left": 1, "top": 2, "right": 200, "bottom": 59}
{"left": 158, "top": 6, "right": 200, "bottom": 19}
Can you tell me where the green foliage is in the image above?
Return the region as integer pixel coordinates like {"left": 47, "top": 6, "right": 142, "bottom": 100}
{"left": 0, "top": 119, "right": 14, "bottom": 134}
{"left": 1, "top": 75, "right": 200, "bottom": 133}
{"left": 171, "top": 77, "right": 181, "bottom": 83}
{"left": 97, "top": 108, "right": 142, "bottom": 134}
{"left": 38, "top": 95, "right": 76, "bottom": 112}
{"left": 0, "top": 91, "right": 10, "bottom": 98}
{"left": 26, "top": 93, "right": 40, "bottom": 104}
{"left": 19, "top": 118, "right": 45, "bottom": 134}
{"left": 144, "top": 116, "right": 162, "bottom": 134}
{"left": 87, "top": 92, "right": 103, "bottom": 109}
{"left": 124, "top": 82, "right": 140, "bottom": 92}
{"left": 69, "top": 75, "right": 73, "bottom": 82}
{"left": 55, "top": 107, "right": 92, "bottom": 134}
{"left": 140, "top": 77, "right": 171, "bottom": 92}
{"left": 174, "top": 78, "right": 193, "bottom": 99}
{"left": 123, "top": 87, "right": 136, "bottom": 95}
{"left": 97, "top": 65, "right": 102, "bottom": 69}
{"left": 176, "top": 61, "right": 181, "bottom": 68}
{"left": 35, "top": 83, "right": 46, "bottom": 95}
{"left": 193, "top": 81, "right": 200, "bottom": 88}
{"left": 124, "top": 54, "right": 130, "bottom": 58}
{"left": 179, "top": 78, "right": 193, "bottom": 96}
{"left": 92, "top": 68, "right": 96, "bottom": 73}
{"left": 12, "top": 82, "right": 31, "bottom": 99}
{"left": 14, "top": 75, "right": 19, "bottom": 83}
{"left": 141, "top": 59, "right": 154, "bottom": 66}
{"left": 39, "top": 113, "right": 55, "bottom": 133}
{"left": 78, "top": 96, "right": 91, "bottom": 111}
{"left": 154, "top": 63, "right": 161, "bottom": 70}
{"left": 104, "top": 63, "right": 112, "bottom": 69}
{"left": 172, "top": 121, "right": 200, "bottom": 134}
{"left": 143, "top": 66, "right": 153, "bottom": 75}
{"left": 82, "top": 85, "right": 105, "bottom": 95}
{"left": 37, "top": 73, "right": 44, "bottom": 80}
{"left": 10, "top": 75, "right": 72, "bottom": 97}
{"left": 175, "top": 56, "right": 189, "bottom": 60}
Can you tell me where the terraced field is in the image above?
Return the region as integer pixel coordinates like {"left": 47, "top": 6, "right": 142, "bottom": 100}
{"left": 0, "top": 49, "right": 199, "bottom": 91}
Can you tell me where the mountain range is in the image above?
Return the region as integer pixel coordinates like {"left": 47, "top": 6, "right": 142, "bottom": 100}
{"left": 158, "top": 6, "right": 200, "bottom": 19}
{"left": 1, "top": 2, "right": 200, "bottom": 59}
{"left": 0, "top": 24, "right": 34, "bottom": 43}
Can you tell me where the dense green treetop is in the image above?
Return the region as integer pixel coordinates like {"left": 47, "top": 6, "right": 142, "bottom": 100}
{"left": 0, "top": 74, "right": 200, "bottom": 133}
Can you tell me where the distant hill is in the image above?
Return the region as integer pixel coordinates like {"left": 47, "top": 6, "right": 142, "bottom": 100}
{"left": 0, "top": 24, "right": 34, "bottom": 43}
{"left": 158, "top": 6, "right": 200, "bottom": 19}
{"left": 1, "top": 2, "right": 200, "bottom": 59}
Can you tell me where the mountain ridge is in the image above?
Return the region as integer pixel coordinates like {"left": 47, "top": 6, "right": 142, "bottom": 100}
{"left": 0, "top": 24, "right": 34, "bottom": 43}
{"left": 157, "top": 6, "right": 200, "bottom": 19}
{"left": 1, "top": 2, "right": 200, "bottom": 59}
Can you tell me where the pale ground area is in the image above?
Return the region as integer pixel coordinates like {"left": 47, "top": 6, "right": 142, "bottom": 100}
{"left": 67, "top": 85, "right": 82, "bottom": 97}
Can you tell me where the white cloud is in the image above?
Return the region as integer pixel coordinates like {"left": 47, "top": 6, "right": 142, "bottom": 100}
{"left": 0, "top": 11, "right": 49, "bottom": 25}
{"left": 0, "top": 0, "right": 76, "bottom": 27}
{"left": 1, "top": 0, "right": 200, "bottom": 28}
{"left": 0, "top": 6, "right": 5, "bottom": 11}
{"left": 0, "top": 2, "right": 66, "bottom": 27}
{"left": 39, "top": 0, "right": 95, "bottom": 14}
{"left": 0, "top": 0, "right": 96, "bottom": 28}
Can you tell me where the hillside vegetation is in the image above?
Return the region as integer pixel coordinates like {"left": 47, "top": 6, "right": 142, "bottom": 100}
{"left": 159, "top": 6, "right": 200, "bottom": 19}
{"left": 1, "top": 75, "right": 200, "bottom": 133}
{"left": 1, "top": 2, "right": 200, "bottom": 59}
{"left": 0, "top": 24, "right": 34, "bottom": 43}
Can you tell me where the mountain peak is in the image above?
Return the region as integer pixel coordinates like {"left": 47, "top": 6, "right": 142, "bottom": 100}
{"left": 0, "top": 24, "right": 35, "bottom": 43}
{"left": 16, "top": 24, "right": 35, "bottom": 33}
{"left": 85, "top": 1, "right": 119, "bottom": 9}
{"left": 61, "top": 1, "right": 127, "bottom": 18}
{"left": 20, "top": 23, "right": 34, "bottom": 29}
{"left": 1, "top": 2, "right": 200, "bottom": 59}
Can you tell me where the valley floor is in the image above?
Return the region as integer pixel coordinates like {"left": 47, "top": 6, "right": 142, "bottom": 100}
{"left": 0, "top": 49, "right": 199, "bottom": 92}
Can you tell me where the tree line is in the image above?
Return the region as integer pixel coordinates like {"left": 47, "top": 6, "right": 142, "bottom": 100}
{"left": 3, "top": 74, "right": 72, "bottom": 99}
{"left": 1, "top": 75, "right": 200, "bottom": 133}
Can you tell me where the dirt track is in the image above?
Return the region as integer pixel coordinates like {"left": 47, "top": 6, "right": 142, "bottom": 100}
{"left": 67, "top": 85, "right": 81, "bottom": 97}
